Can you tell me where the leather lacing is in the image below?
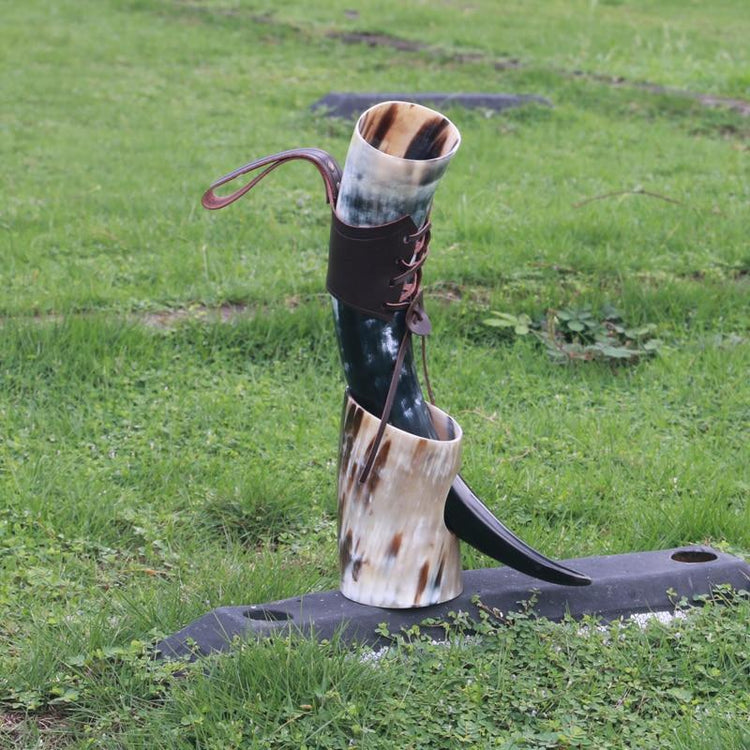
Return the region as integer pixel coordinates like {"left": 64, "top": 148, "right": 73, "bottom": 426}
{"left": 359, "top": 220, "right": 436, "bottom": 484}
{"left": 385, "top": 222, "right": 431, "bottom": 309}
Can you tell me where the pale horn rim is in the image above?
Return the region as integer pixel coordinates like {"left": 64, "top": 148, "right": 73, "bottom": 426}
{"left": 353, "top": 100, "right": 462, "bottom": 165}
{"left": 344, "top": 389, "right": 463, "bottom": 446}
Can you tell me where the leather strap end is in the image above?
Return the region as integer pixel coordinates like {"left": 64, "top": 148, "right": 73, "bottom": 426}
{"left": 201, "top": 148, "right": 343, "bottom": 211}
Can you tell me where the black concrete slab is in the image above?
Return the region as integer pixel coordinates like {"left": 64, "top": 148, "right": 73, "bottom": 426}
{"left": 310, "top": 92, "right": 551, "bottom": 118}
{"left": 156, "top": 546, "right": 749, "bottom": 660}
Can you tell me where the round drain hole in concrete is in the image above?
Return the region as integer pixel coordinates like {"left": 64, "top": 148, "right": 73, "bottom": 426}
{"left": 244, "top": 608, "right": 291, "bottom": 621}
{"left": 671, "top": 550, "right": 718, "bottom": 564}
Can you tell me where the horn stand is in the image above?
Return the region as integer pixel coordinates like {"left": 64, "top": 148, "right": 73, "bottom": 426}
{"left": 337, "top": 391, "right": 463, "bottom": 608}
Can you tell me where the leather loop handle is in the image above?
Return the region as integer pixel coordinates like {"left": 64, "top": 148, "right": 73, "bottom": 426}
{"left": 201, "top": 148, "right": 343, "bottom": 210}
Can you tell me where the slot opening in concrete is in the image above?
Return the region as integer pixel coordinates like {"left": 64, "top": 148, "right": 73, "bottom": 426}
{"left": 244, "top": 608, "right": 292, "bottom": 621}
{"left": 671, "top": 550, "right": 718, "bottom": 564}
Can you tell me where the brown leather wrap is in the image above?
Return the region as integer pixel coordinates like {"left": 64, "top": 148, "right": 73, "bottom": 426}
{"left": 326, "top": 212, "right": 423, "bottom": 321}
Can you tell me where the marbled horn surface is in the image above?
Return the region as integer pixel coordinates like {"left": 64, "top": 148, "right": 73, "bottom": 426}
{"left": 338, "top": 391, "right": 463, "bottom": 608}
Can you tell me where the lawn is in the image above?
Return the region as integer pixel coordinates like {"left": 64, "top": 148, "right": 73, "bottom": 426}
{"left": 1, "top": 0, "right": 748, "bottom": 747}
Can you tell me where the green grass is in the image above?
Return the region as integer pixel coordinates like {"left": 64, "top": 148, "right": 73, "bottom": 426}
{"left": 1, "top": 0, "right": 749, "bottom": 747}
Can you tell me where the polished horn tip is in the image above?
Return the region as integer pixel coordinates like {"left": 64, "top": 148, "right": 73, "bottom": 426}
{"left": 445, "top": 476, "right": 592, "bottom": 587}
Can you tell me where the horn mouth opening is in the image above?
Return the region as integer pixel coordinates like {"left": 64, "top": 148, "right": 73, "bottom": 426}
{"left": 355, "top": 101, "right": 461, "bottom": 163}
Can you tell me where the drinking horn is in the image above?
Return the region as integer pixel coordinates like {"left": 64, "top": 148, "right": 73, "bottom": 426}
{"left": 202, "top": 101, "right": 591, "bottom": 601}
